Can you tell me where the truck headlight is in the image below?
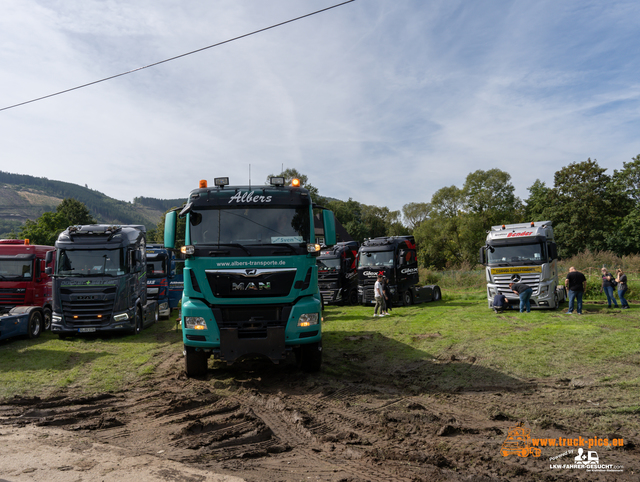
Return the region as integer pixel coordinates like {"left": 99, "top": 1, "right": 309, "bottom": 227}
{"left": 185, "top": 316, "right": 207, "bottom": 330}
{"left": 52, "top": 315, "right": 62, "bottom": 322}
{"left": 298, "top": 313, "right": 319, "bottom": 327}
{"left": 114, "top": 313, "right": 129, "bottom": 322}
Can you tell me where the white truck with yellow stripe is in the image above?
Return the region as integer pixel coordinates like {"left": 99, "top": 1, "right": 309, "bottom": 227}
{"left": 479, "top": 221, "right": 565, "bottom": 309}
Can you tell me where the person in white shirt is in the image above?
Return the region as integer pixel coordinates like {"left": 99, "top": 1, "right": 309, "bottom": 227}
{"left": 374, "top": 274, "right": 385, "bottom": 316}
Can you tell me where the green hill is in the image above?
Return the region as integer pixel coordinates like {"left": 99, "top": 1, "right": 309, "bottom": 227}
{"left": 0, "top": 171, "right": 185, "bottom": 238}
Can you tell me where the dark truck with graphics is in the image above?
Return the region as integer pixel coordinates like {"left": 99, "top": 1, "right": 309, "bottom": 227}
{"left": 164, "top": 177, "right": 336, "bottom": 377}
{"left": 317, "top": 241, "right": 359, "bottom": 305}
{"left": 0, "top": 239, "right": 54, "bottom": 341}
{"left": 49, "top": 225, "right": 158, "bottom": 338}
{"left": 146, "top": 244, "right": 183, "bottom": 319}
{"left": 357, "top": 235, "right": 441, "bottom": 306}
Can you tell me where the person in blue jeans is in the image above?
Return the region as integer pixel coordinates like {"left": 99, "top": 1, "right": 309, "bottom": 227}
{"left": 565, "top": 266, "right": 587, "bottom": 315}
{"left": 601, "top": 268, "right": 618, "bottom": 308}
{"left": 509, "top": 282, "right": 533, "bottom": 313}
{"left": 616, "top": 269, "right": 629, "bottom": 309}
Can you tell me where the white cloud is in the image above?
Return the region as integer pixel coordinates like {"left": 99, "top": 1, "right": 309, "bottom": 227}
{"left": 1, "top": 0, "right": 639, "bottom": 214}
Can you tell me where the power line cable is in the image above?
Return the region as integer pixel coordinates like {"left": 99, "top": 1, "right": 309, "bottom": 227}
{"left": 0, "top": 0, "right": 355, "bottom": 112}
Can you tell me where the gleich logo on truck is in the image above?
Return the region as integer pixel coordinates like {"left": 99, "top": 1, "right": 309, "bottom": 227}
{"left": 507, "top": 231, "right": 533, "bottom": 237}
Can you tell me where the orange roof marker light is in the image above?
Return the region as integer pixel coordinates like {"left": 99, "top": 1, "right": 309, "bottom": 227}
{"left": 199, "top": 180, "right": 208, "bottom": 188}
{"left": 291, "top": 178, "right": 301, "bottom": 187}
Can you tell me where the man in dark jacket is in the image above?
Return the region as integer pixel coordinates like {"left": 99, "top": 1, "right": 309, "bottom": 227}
{"left": 493, "top": 292, "right": 510, "bottom": 313}
{"left": 565, "top": 266, "right": 587, "bottom": 315}
{"left": 509, "top": 282, "right": 533, "bottom": 313}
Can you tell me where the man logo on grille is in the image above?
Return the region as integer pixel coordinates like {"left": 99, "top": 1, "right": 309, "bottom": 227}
{"left": 245, "top": 269, "right": 257, "bottom": 276}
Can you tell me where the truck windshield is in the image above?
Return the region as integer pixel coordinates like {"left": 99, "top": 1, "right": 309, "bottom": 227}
{"left": 147, "top": 257, "right": 167, "bottom": 278}
{"left": 488, "top": 243, "right": 545, "bottom": 264}
{"left": 56, "top": 248, "right": 126, "bottom": 276}
{"left": 189, "top": 207, "right": 310, "bottom": 246}
{"left": 359, "top": 250, "right": 394, "bottom": 267}
{"left": 318, "top": 258, "right": 340, "bottom": 271}
{"left": 0, "top": 259, "right": 32, "bottom": 279}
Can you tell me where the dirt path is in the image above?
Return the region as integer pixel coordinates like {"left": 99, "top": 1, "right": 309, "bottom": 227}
{"left": 1, "top": 352, "right": 638, "bottom": 481}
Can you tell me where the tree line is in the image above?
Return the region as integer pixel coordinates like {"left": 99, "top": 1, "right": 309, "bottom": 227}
{"left": 277, "top": 157, "right": 640, "bottom": 269}
{"left": 11, "top": 157, "right": 640, "bottom": 268}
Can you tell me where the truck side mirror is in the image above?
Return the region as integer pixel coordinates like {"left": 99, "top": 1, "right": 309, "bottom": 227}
{"left": 549, "top": 243, "right": 558, "bottom": 260}
{"left": 478, "top": 247, "right": 487, "bottom": 265}
{"left": 45, "top": 250, "right": 54, "bottom": 264}
{"left": 322, "top": 210, "right": 336, "bottom": 247}
{"left": 164, "top": 211, "right": 177, "bottom": 249}
{"left": 45, "top": 267, "right": 52, "bottom": 275}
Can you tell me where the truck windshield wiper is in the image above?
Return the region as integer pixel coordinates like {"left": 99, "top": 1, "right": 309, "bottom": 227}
{"left": 215, "top": 243, "right": 252, "bottom": 256}
{"left": 268, "top": 243, "right": 300, "bottom": 254}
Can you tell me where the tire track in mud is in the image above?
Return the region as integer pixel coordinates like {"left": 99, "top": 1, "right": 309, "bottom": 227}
{"left": 3, "top": 366, "right": 637, "bottom": 482}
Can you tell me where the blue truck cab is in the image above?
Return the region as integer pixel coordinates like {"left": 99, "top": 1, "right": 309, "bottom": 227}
{"left": 164, "top": 177, "right": 336, "bottom": 376}
{"left": 146, "top": 244, "right": 183, "bottom": 319}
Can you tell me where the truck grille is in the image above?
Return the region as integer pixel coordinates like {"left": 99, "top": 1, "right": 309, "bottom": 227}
{"left": 0, "top": 288, "right": 26, "bottom": 306}
{"left": 205, "top": 268, "right": 297, "bottom": 299}
{"left": 212, "top": 305, "right": 291, "bottom": 339}
{"left": 494, "top": 273, "right": 541, "bottom": 296}
{"left": 60, "top": 286, "right": 117, "bottom": 326}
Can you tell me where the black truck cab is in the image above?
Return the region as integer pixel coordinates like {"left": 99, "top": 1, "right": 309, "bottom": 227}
{"left": 357, "top": 235, "right": 441, "bottom": 306}
{"left": 317, "top": 241, "right": 359, "bottom": 305}
{"left": 50, "top": 224, "right": 158, "bottom": 337}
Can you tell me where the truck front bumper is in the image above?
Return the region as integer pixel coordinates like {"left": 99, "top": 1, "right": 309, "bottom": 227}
{"left": 51, "top": 309, "right": 137, "bottom": 335}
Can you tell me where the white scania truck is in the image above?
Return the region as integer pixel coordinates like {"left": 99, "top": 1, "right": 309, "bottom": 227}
{"left": 479, "top": 221, "right": 565, "bottom": 310}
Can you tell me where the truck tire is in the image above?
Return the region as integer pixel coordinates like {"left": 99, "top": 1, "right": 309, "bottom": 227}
{"left": 28, "top": 310, "right": 43, "bottom": 339}
{"left": 296, "top": 342, "right": 322, "bottom": 372}
{"left": 184, "top": 346, "right": 208, "bottom": 377}
{"left": 403, "top": 290, "right": 413, "bottom": 306}
{"left": 433, "top": 287, "right": 442, "bottom": 301}
{"left": 134, "top": 307, "right": 143, "bottom": 335}
{"left": 43, "top": 307, "right": 52, "bottom": 331}
{"left": 349, "top": 290, "right": 358, "bottom": 305}
{"left": 153, "top": 304, "right": 159, "bottom": 325}
{"left": 553, "top": 292, "right": 559, "bottom": 310}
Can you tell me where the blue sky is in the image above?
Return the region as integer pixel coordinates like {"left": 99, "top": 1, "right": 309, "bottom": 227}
{"left": 1, "top": 0, "right": 639, "bottom": 216}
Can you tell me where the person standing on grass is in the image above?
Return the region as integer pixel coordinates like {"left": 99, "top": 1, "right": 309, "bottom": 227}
{"left": 616, "top": 268, "right": 629, "bottom": 309}
{"left": 601, "top": 268, "right": 619, "bottom": 308}
{"left": 382, "top": 276, "right": 392, "bottom": 315}
{"left": 373, "top": 274, "right": 385, "bottom": 317}
{"left": 509, "top": 282, "right": 533, "bottom": 313}
{"left": 565, "top": 266, "right": 587, "bottom": 315}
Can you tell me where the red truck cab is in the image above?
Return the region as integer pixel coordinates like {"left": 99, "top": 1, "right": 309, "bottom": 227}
{"left": 0, "top": 239, "right": 54, "bottom": 329}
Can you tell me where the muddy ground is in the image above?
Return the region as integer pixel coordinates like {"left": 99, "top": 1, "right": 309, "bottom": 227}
{"left": 1, "top": 339, "right": 638, "bottom": 481}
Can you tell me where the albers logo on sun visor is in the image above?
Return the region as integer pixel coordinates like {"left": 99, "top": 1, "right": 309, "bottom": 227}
{"left": 228, "top": 191, "right": 272, "bottom": 204}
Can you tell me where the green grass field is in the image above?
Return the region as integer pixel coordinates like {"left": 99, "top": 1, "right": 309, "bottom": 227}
{"left": 0, "top": 294, "right": 638, "bottom": 403}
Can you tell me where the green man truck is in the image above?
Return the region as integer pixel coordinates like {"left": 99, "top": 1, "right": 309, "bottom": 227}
{"left": 164, "top": 177, "right": 336, "bottom": 377}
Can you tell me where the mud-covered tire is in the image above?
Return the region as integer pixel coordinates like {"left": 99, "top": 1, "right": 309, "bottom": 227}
{"left": 433, "top": 287, "right": 442, "bottom": 301}
{"left": 403, "top": 290, "right": 413, "bottom": 306}
{"left": 296, "top": 342, "right": 322, "bottom": 372}
{"left": 28, "top": 310, "right": 43, "bottom": 339}
{"left": 43, "top": 307, "right": 52, "bottom": 331}
{"left": 134, "top": 307, "right": 143, "bottom": 335}
{"left": 184, "top": 346, "right": 208, "bottom": 377}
